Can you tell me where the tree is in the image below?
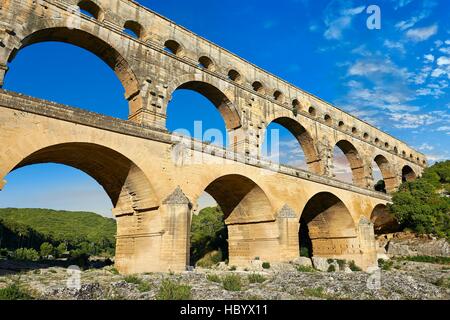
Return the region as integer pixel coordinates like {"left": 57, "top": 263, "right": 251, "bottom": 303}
{"left": 40, "top": 242, "right": 54, "bottom": 259}
{"left": 388, "top": 160, "right": 450, "bottom": 240}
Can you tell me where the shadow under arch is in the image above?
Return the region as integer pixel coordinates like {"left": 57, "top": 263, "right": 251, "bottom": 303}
{"left": 10, "top": 142, "right": 158, "bottom": 214}
{"left": 6, "top": 27, "right": 141, "bottom": 116}
{"left": 195, "top": 174, "right": 276, "bottom": 266}
{"left": 370, "top": 203, "right": 400, "bottom": 234}
{"left": 166, "top": 76, "right": 242, "bottom": 132}
{"left": 299, "top": 192, "right": 357, "bottom": 259}
{"left": 402, "top": 165, "right": 416, "bottom": 182}
{"left": 334, "top": 140, "right": 366, "bottom": 187}
{"left": 373, "top": 154, "right": 397, "bottom": 193}
{"left": 264, "top": 117, "right": 321, "bottom": 174}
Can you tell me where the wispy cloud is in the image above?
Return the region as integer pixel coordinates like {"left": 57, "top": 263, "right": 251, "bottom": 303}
{"left": 406, "top": 24, "right": 438, "bottom": 42}
{"left": 323, "top": 1, "right": 364, "bottom": 40}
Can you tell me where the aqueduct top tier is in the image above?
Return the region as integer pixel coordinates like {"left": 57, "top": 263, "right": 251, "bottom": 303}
{"left": 0, "top": 0, "right": 426, "bottom": 191}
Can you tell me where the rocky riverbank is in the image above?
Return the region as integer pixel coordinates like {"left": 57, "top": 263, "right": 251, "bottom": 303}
{"left": 0, "top": 257, "right": 448, "bottom": 300}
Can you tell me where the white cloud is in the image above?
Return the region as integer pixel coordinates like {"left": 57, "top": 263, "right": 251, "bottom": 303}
{"left": 437, "top": 126, "right": 450, "bottom": 131}
{"left": 391, "top": 0, "right": 413, "bottom": 10}
{"left": 384, "top": 40, "right": 406, "bottom": 54}
{"left": 424, "top": 54, "right": 435, "bottom": 62}
{"left": 406, "top": 24, "right": 438, "bottom": 42}
{"left": 417, "top": 143, "right": 434, "bottom": 151}
{"left": 437, "top": 56, "right": 450, "bottom": 66}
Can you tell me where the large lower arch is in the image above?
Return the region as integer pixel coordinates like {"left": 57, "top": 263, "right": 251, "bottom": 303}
{"left": 299, "top": 192, "right": 364, "bottom": 263}
{"left": 263, "top": 117, "right": 321, "bottom": 174}
{"left": 9, "top": 142, "right": 156, "bottom": 211}
{"left": 6, "top": 27, "right": 141, "bottom": 116}
{"left": 373, "top": 155, "right": 397, "bottom": 193}
{"left": 196, "top": 174, "right": 278, "bottom": 266}
{"left": 334, "top": 140, "right": 366, "bottom": 187}
{"left": 4, "top": 142, "right": 159, "bottom": 274}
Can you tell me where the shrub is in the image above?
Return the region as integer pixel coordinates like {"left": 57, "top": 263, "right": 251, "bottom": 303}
{"left": 303, "top": 287, "right": 327, "bottom": 299}
{"left": 229, "top": 265, "right": 237, "bottom": 271}
{"left": 137, "top": 281, "right": 152, "bottom": 292}
{"left": 206, "top": 274, "right": 221, "bottom": 283}
{"left": 248, "top": 273, "right": 266, "bottom": 284}
{"left": 336, "top": 259, "right": 346, "bottom": 270}
{"left": 0, "top": 283, "right": 34, "bottom": 300}
{"left": 327, "top": 258, "right": 334, "bottom": 264}
{"left": 156, "top": 279, "right": 191, "bottom": 300}
{"left": 349, "top": 260, "right": 362, "bottom": 271}
{"left": 222, "top": 274, "right": 242, "bottom": 291}
{"left": 12, "top": 248, "right": 39, "bottom": 261}
{"left": 40, "top": 242, "right": 54, "bottom": 258}
{"left": 110, "top": 268, "right": 120, "bottom": 275}
{"left": 434, "top": 277, "right": 450, "bottom": 289}
{"left": 262, "top": 262, "right": 270, "bottom": 269}
{"left": 196, "top": 250, "right": 223, "bottom": 268}
{"left": 401, "top": 255, "right": 450, "bottom": 265}
{"left": 378, "top": 259, "right": 393, "bottom": 271}
{"left": 296, "top": 265, "right": 316, "bottom": 272}
{"left": 327, "top": 265, "right": 336, "bottom": 272}
{"left": 124, "top": 275, "right": 142, "bottom": 285}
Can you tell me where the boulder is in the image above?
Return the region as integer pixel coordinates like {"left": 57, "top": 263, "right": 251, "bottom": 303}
{"left": 311, "top": 257, "right": 329, "bottom": 271}
{"left": 387, "top": 238, "right": 450, "bottom": 257}
{"left": 292, "top": 257, "right": 313, "bottom": 268}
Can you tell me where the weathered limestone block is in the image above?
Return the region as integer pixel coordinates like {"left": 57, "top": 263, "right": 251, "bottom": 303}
{"left": 292, "top": 257, "right": 313, "bottom": 268}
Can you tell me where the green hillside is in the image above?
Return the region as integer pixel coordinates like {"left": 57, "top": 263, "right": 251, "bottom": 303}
{"left": 0, "top": 208, "right": 116, "bottom": 257}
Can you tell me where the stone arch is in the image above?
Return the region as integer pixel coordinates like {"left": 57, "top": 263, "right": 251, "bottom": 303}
{"left": 7, "top": 142, "right": 158, "bottom": 214}
{"left": 5, "top": 27, "right": 142, "bottom": 116}
{"left": 203, "top": 174, "right": 274, "bottom": 223}
{"left": 77, "top": 0, "right": 104, "bottom": 21}
{"left": 370, "top": 204, "right": 399, "bottom": 234}
{"left": 373, "top": 154, "right": 397, "bottom": 193}
{"left": 263, "top": 117, "right": 321, "bottom": 174}
{"left": 402, "top": 165, "right": 416, "bottom": 182}
{"left": 334, "top": 140, "right": 366, "bottom": 187}
{"left": 166, "top": 74, "right": 242, "bottom": 131}
{"left": 196, "top": 174, "right": 277, "bottom": 266}
{"left": 299, "top": 192, "right": 358, "bottom": 260}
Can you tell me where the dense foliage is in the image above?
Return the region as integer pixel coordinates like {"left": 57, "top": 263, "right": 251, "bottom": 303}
{"left": 190, "top": 206, "right": 228, "bottom": 266}
{"left": 388, "top": 160, "right": 450, "bottom": 240}
{"left": 0, "top": 208, "right": 116, "bottom": 259}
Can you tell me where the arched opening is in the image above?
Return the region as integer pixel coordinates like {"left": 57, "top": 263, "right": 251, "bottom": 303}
{"left": 338, "top": 121, "right": 345, "bottom": 128}
{"left": 373, "top": 155, "right": 396, "bottom": 193}
{"left": 363, "top": 132, "right": 369, "bottom": 140}
{"left": 166, "top": 81, "right": 241, "bottom": 147}
{"left": 164, "top": 40, "right": 182, "bottom": 55}
{"left": 77, "top": 0, "right": 103, "bottom": 20}
{"left": 192, "top": 174, "right": 275, "bottom": 267}
{"left": 402, "top": 165, "right": 416, "bottom": 182}
{"left": 324, "top": 114, "right": 332, "bottom": 124}
{"left": 123, "top": 20, "right": 143, "bottom": 39}
{"left": 252, "top": 81, "right": 264, "bottom": 93}
{"left": 198, "top": 56, "right": 214, "bottom": 71}
{"left": 308, "top": 106, "right": 316, "bottom": 117}
{"left": 4, "top": 27, "right": 141, "bottom": 118}
{"left": 292, "top": 99, "right": 300, "bottom": 116}
{"left": 5, "top": 143, "right": 155, "bottom": 211}
{"left": 0, "top": 164, "right": 112, "bottom": 216}
{"left": 0, "top": 143, "right": 157, "bottom": 271}
{"left": 262, "top": 117, "right": 321, "bottom": 173}
{"left": 299, "top": 192, "right": 357, "bottom": 260}
{"left": 228, "top": 69, "right": 241, "bottom": 82}
{"left": 273, "top": 90, "right": 283, "bottom": 102}
{"left": 333, "top": 140, "right": 365, "bottom": 187}
{"left": 370, "top": 204, "right": 400, "bottom": 234}
{"left": 352, "top": 127, "right": 357, "bottom": 134}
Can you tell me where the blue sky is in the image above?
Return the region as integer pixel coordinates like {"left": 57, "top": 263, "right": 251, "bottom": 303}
{"left": 0, "top": 0, "right": 449, "bottom": 217}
